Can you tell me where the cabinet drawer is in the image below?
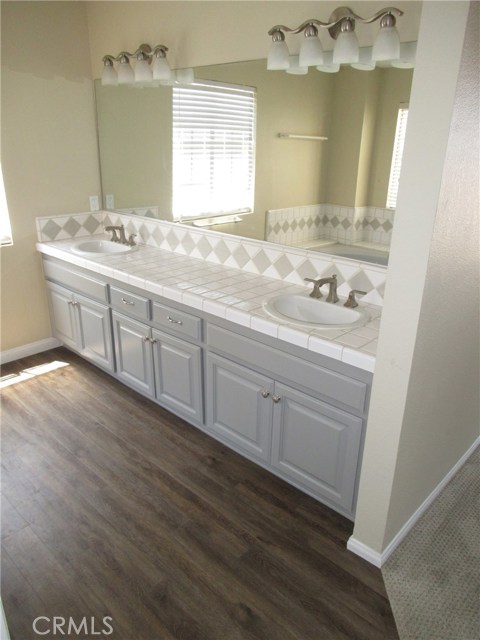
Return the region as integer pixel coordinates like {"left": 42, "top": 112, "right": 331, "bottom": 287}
{"left": 208, "top": 324, "right": 367, "bottom": 413}
{"left": 152, "top": 302, "right": 202, "bottom": 341}
{"left": 43, "top": 259, "right": 107, "bottom": 302}
{"left": 110, "top": 286, "right": 150, "bottom": 321}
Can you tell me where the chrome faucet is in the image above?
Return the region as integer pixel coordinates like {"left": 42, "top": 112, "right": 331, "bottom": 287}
{"left": 304, "top": 274, "right": 339, "bottom": 303}
{"left": 105, "top": 224, "right": 136, "bottom": 246}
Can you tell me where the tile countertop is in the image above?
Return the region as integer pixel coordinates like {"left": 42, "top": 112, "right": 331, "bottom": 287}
{"left": 37, "top": 238, "right": 381, "bottom": 373}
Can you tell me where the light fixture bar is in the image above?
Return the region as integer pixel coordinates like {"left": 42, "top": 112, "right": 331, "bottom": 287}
{"left": 267, "top": 6, "right": 404, "bottom": 71}
{"left": 101, "top": 43, "right": 172, "bottom": 85}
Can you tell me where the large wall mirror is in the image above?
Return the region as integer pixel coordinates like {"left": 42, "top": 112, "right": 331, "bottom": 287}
{"left": 95, "top": 58, "right": 413, "bottom": 266}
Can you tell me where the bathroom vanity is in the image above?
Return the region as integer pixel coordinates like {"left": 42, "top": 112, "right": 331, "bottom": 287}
{"left": 38, "top": 236, "right": 379, "bottom": 520}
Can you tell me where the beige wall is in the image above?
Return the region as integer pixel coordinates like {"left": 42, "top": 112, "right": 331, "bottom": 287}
{"left": 1, "top": 1, "right": 101, "bottom": 352}
{"left": 96, "top": 82, "right": 173, "bottom": 213}
{"left": 352, "top": 0, "right": 479, "bottom": 555}
{"left": 326, "top": 67, "right": 413, "bottom": 208}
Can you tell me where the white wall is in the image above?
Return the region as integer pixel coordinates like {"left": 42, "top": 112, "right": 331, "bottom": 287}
{"left": 352, "top": 0, "right": 479, "bottom": 558}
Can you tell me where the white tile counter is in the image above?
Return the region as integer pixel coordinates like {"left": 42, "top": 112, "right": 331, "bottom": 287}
{"left": 37, "top": 237, "right": 381, "bottom": 372}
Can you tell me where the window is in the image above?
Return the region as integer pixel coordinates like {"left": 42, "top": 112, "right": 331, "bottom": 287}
{"left": 172, "top": 81, "right": 256, "bottom": 221}
{"left": 0, "top": 165, "right": 13, "bottom": 246}
{"left": 386, "top": 105, "right": 409, "bottom": 209}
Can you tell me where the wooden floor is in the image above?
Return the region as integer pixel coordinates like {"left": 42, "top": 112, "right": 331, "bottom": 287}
{"left": 1, "top": 348, "right": 399, "bottom": 640}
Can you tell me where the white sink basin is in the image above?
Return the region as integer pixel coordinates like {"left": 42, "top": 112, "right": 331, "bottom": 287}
{"left": 263, "top": 294, "right": 369, "bottom": 329}
{"left": 71, "top": 239, "right": 136, "bottom": 256}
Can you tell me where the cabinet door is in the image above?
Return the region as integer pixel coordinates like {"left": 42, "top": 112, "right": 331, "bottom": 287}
{"left": 76, "top": 295, "right": 114, "bottom": 372}
{"left": 271, "top": 384, "right": 363, "bottom": 512}
{"left": 152, "top": 329, "right": 203, "bottom": 423}
{"left": 46, "top": 282, "right": 77, "bottom": 350}
{"left": 112, "top": 312, "right": 155, "bottom": 397}
{"left": 206, "top": 354, "right": 274, "bottom": 463}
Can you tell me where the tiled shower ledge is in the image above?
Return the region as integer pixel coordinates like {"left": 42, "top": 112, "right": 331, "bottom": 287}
{"left": 37, "top": 237, "right": 380, "bottom": 373}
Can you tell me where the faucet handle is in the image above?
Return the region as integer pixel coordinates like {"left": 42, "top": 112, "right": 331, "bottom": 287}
{"left": 344, "top": 289, "right": 366, "bottom": 308}
{"left": 127, "top": 233, "right": 137, "bottom": 247}
{"left": 304, "top": 277, "right": 323, "bottom": 299}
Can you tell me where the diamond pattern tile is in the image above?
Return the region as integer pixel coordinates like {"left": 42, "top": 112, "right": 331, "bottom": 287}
{"left": 41, "top": 220, "right": 62, "bottom": 240}
{"left": 84, "top": 215, "right": 101, "bottom": 234}
{"left": 37, "top": 210, "right": 388, "bottom": 305}
{"left": 63, "top": 218, "right": 82, "bottom": 237}
{"left": 273, "top": 254, "right": 295, "bottom": 279}
{"left": 232, "top": 245, "right": 250, "bottom": 268}
{"left": 251, "top": 250, "right": 271, "bottom": 274}
{"left": 212, "top": 240, "right": 231, "bottom": 264}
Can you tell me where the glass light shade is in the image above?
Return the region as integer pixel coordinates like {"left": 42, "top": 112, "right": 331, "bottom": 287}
{"left": 315, "top": 50, "right": 340, "bottom": 73}
{"left": 351, "top": 47, "right": 375, "bottom": 71}
{"left": 134, "top": 58, "right": 153, "bottom": 83}
{"left": 391, "top": 41, "right": 416, "bottom": 68}
{"left": 175, "top": 68, "right": 195, "bottom": 84}
{"left": 298, "top": 34, "right": 323, "bottom": 67}
{"left": 286, "top": 55, "right": 308, "bottom": 75}
{"left": 101, "top": 64, "right": 117, "bottom": 86}
{"left": 152, "top": 55, "right": 172, "bottom": 80}
{"left": 267, "top": 40, "right": 290, "bottom": 70}
{"left": 333, "top": 31, "right": 359, "bottom": 64}
{"left": 117, "top": 60, "right": 134, "bottom": 84}
{"left": 372, "top": 26, "right": 400, "bottom": 61}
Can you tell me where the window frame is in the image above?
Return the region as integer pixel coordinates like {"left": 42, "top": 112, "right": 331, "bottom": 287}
{"left": 386, "top": 103, "right": 409, "bottom": 210}
{"left": 0, "top": 164, "right": 13, "bottom": 247}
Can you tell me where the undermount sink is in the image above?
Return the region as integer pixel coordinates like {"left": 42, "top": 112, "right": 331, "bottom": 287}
{"left": 263, "top": 294, "right": 369, "bottom": 329}
{"left": 71, "top": 239, "right": 136, "bottom": 256}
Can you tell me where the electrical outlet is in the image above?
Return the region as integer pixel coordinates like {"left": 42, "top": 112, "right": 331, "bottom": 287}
{"left": 89, "top": 195, "right": 100, "bottom": 212}
{"left": 105, "top": 194, "right": 115, "bottom": 210}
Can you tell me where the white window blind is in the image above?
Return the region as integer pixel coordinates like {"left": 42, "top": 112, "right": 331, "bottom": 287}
{"left": 172, "top": 81, "right": 256, "bottom": 221}
{"left": 386, "top": 105, "right": 409, "bottom": 209}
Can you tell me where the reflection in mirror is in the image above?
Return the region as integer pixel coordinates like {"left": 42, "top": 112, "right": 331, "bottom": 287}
{"left": 95, "top": 58, "right": 413, "bottom": 266}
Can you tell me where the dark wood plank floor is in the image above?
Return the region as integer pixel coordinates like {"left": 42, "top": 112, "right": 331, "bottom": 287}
{"left": 1, "top": 348, "right": 399, "bottom": 640}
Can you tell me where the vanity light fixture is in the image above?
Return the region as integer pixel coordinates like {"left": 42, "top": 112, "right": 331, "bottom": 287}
{"left": 101, "top": 43, "right": 172, "bottom": 86}
{"left": 267, "top": 6, "right": 403, "bottom": 72}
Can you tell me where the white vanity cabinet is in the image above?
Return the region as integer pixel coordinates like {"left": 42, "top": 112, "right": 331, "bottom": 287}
{"left": 46, "top": 280, "right": 114, "bottom": 372}
{"left": 207, "top": 353, "right": 274, "bottom": 463}
{"left": 41, "top": 253, "right": 372, "bottom": 519}
{"left": 111, "top": 312, "right": 156, "bottom": 397}
{"left": 109, "top": 284, "right": 203, "bottom": 425}
{"left": 112, "top": 311, "right": 203, "bottom": 424}
{"left": 43, "top": 258, "right": 204, "bottom": 425}
{"left": 271, "top": 384, "right": 363, "bottom": 513}
{"left": 206, "top": 324, "right": 369, "bottom": 516}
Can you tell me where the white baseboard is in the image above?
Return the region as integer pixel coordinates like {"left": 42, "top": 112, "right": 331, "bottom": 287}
{"left": 348, "top": 435, "right": 480, "bottom": 567}
{"left": 0, "top": 337, "right": 61, "bottom": 365}
{"left": 347, "top": 537, "right": 383, "bottom": 567}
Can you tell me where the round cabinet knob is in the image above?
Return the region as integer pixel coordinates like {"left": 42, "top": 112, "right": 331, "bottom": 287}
{"left": 142, "top": 336, "right": 150, "bottom": 342}
{"left": 261, "top": 390, "right": 270, "bottom": 398}
{"left": 272, "top": 395, "right": 281, "bottom": 403}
